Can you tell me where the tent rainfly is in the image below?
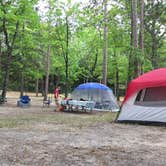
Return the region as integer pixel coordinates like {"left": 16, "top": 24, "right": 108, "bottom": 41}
{"left": 117, "top": 68, "right": 166, "bottom": 123}
{"left": 71, "top": 82, "right": 119, "bottom": 112}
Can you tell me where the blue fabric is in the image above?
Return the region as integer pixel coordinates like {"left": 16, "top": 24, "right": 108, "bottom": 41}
{"left": 20, "top": 95, "right": 30, "bottom": 104}
{"left": 75, "top": 82, "right": 111, "bottom": 91}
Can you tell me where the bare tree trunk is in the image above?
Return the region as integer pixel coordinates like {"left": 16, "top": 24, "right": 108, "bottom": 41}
{"left": 139, "top": 0, "right": 144, "bottom": 74}
{"left": 1, "top": 50, "right": 11, "bottom": 100}
{"left": 128, "top": 1, "right": 134, "bottom": 84}
{"left": 35, "top": 78, "right": 39, "bottom": 97}
{"left": 65, "top": 16, "right": 69, "bottom": 98}
{"left": 132, "top": 0, "right": 139, "bottom": 78}
{"left": 19, "top": 71, "right": 24, "bottom": 97}
{"left": 41, "top": 76, "right": 45, "bottom": 96}
{"left": 65, "top": 54, "right": 69, "bottom": 98}
{"left": 152, "top": 37, "right": 158, "bottom": 69}
{"left": 139, "top": 0, "right": 144, "bottom": 53}
{"left": 90, "top": 50, "right": 98, "bottom": 81}
{"left": 0, "top": 39, "right": 2, "bottom": 70}
{"left": 102, "top": 0, "right": 108, "bottom": 85}
{"left": 115, "top": 67, "right": 119, "bottom": 100}
{"left": 44, "top": 45, "right": 50, "bottom": 100}
{"left": 1, "top": 17, "right": 19, "bottom": 102}
{"left": 112, "top": 49, "right": 119, "bottom": 100}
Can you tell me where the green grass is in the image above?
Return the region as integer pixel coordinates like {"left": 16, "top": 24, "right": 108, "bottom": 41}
{"left": 0, "top": 112, "right": 118, "bottom": 129}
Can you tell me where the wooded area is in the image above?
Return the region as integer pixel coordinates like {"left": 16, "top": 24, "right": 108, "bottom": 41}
{"left": 0, "top": 0, "right": 165, "bottom": 101}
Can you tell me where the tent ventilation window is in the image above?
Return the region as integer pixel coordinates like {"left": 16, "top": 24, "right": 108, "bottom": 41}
{"left": 134, "top": 86, "right": 166, "bottom": 107}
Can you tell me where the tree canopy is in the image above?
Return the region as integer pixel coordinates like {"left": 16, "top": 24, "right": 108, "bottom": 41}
{"left": 0, "top": 0, "right": 165, "bottom": 100}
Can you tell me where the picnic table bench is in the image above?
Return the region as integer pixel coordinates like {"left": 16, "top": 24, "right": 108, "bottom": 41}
{"left": 61, "top": 99, "right": 96, "bottom": 112}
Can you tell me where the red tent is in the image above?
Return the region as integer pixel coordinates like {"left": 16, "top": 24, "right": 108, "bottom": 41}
{"left": 123, "top": 68, "right": 166, "bottom": 104}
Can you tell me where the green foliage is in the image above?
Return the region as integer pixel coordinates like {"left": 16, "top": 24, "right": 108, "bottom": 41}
{"left": 0, "top": 0, "right": 165, "bottom": 96}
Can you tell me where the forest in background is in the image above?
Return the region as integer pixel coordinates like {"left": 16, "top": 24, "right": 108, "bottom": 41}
{"left": 0, "top": 0, "right": 165, "bottom": 101}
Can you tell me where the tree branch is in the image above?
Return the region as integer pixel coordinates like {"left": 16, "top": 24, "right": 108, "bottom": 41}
{"left": 2, "top": 17, "right": 10, "bottom": 49}
{"left": 11, "top": 21, "right": 19, "bottom": 48}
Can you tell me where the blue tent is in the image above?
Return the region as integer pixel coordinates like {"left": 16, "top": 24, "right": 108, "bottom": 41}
{"left": 75, "top": 82, "right": 110, "bottom": 90}
{"left": 72, "top": 82, "right": 119, "bottom": 111}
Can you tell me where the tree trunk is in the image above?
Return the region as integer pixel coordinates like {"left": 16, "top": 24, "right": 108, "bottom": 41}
{"left": 128, "top": 1, "right": 134, "bottom": 84}
{"left": 44, "top": 45, "right": 50, "bottom": 100}
{"left": 132, "top": 0, "right": 139, "bottom": 78}
{"left": 152, "top": 37, "right": 158, "bottom": 69}
{"left": 41, "top": 76, "right": 45, "bottom": 96}
{"left": 1, "top": 17, "right": 19, "bottom": 102}
{"left": 1, "top": 49, "right": 12, "bottom": 100}
{"left": 0, "top": 39, "right": 2, "bottom": 70}
{"left": 65, "top": 58, "right": 69, "bottom": 98}
{"left": 65, "top": 16, "right": 69, "bottom": 98}
{"left": 90, "top": 50, "right": 98, "bottom": 81}
{"left": 113, "top": 49, "right": 119, "bottom": 100}
{"left": 35, "top": 78, "right": 39, "bottom": 97}
{"left": 115, "top": 65, "right": 119, "bottom": 101}
{"left": 19, "top": 71, "right": 24, "bottom": 97}
{"left": 102, "top": 0, "right": 108, "bottom": 85}
{"left": 139, "top": 0, "right": 144, "bottom": 74}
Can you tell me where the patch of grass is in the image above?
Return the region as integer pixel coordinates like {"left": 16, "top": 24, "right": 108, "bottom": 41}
{"left": 68, "top": 112, "right": 117, "bottom": 128}
{"left": 0, "top": 112, "right": 117, "bottom": 128}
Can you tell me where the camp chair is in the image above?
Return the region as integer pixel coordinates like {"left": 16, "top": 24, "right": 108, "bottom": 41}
{"left": 0, "top": 90, "right": 7, "bottom": 104}
{"left": 17, "top": 95, "right": 31, "bottom": 107}
{"left": 0, "top": 95, "right": 7, "bottom": 104}
{"left": 43, "top": 97, "right": 51, "bottom": 107}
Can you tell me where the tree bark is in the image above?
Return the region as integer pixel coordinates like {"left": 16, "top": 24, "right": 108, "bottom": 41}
{"left": 35, "top": 79, "right": 39, "bottom": 97}
{"left": 139, "top": 0, "right": 144, "bottom": 53}
{"left": 139, "top": 0, "right": 145, "bottom": 74}
{"left": 44, "top": 45, "right": 50, "bottom": 100}
{"left": 1, "top": 49, "right": 12, "bottom": 99}
{"left": 19, "top": 72, "right": 24, "bottom": 97}
{"left": 0, "top": 39, "right": 2, "bottom": 70}
{"left": 1, "top": 17, "right": 19, "bottom": 101}
{"left": 102, "top": 0, "right": 108, "bottom": 85}
{"left": 90, "top": 50, "right": 98, "bottom": 81}
{"left": 113, "top": 50, "right": 119, "bottom": 101}
{"left": 65, "top": 16, "right": 69, "bottom": 98}
{"left": 128, "top": 0, "right": 134, "bottom": 84}
{"left": 152, "top": 37, "right": 158, "bottom": 69}
{"left": 132, "top": 0, "right": 139, "bottom": 78}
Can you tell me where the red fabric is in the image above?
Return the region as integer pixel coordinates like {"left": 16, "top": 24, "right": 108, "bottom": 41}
{"left": 123, "top": 68, "right": 166, "bottom": 104}
{"left": 54, "top": 88, "right": 60, "bottom": 99}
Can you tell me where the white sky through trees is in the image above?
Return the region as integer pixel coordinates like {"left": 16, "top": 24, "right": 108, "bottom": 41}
{"left": 37, "top": 0, "right": 89, "bottom": 20}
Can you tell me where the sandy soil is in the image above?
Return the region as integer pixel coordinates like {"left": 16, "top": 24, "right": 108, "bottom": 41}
{"left": 0, "top": 92, "right": 166, "bottom": 166}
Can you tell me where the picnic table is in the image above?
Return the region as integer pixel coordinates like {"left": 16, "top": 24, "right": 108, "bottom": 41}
{"left": 61, "top": 99, "right": 96, "bottom": 112}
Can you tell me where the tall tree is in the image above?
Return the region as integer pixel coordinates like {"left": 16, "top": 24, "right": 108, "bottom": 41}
{"left": 131, "top": 0, "right": 139, "bottom": 78}
{"left": 0, "top": 0, "right": 40, "bottom": 101}
{"left": 102, "top": 0, "right": 108, "bottom": 85}
{"left": 139, "top": 0, "right": 145, "bottom": 74}
{"left": 0, "top": 1, "right": 19, "bottom": 101}
{"left": 43, "top": 0, "right": 52, "bottom": 100}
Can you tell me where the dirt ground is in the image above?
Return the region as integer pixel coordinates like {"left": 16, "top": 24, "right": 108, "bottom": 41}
{"left": 0, "top": 92, "right": 166, "bottom": 166}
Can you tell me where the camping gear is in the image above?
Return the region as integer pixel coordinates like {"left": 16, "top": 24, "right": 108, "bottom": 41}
{"left": 61, "top": 99, "right": 95, "bottom": 112}
{"left": 117, "top": 68, "right": 166, "bottom": 123}
{"left": 17, "top": 95, "right": 31, "bottom": 107}
{"left": 71, "top": 82, "right": 119, "bottom": 112}
{"left": 43, "top": 98, "right": 51, "bottom": 107}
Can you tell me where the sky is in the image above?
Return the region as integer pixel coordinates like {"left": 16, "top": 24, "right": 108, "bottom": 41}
{"left": 38, "top": 0, "right": 88, "bottom": 10}
{"left": 37, "top": 0, "right": 89, "bottom": 20}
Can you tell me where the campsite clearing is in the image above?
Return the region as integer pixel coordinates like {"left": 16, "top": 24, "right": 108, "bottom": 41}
{"left": 0, "top": 93, "right": 166, "bottom": 165}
